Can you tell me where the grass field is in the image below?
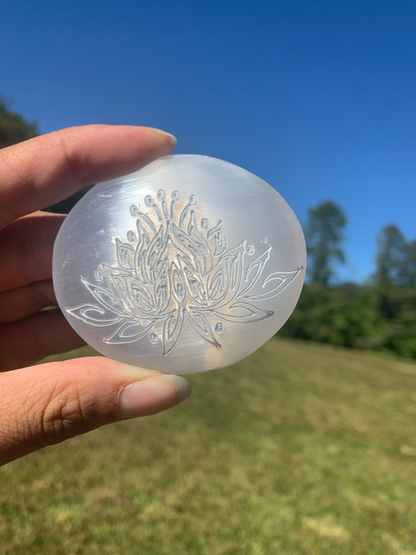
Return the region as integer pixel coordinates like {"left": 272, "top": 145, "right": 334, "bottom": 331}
{"left": 1, "top": 338, "right": 416, "bottom": 554}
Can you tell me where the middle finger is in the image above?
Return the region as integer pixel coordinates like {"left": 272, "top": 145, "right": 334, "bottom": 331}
{"left": 0, "top": 211, "right": 65, "bottom": 292}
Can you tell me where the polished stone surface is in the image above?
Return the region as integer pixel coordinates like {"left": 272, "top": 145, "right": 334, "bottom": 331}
{"left": 53, "top": 155, "right": 306, "bottom": 374}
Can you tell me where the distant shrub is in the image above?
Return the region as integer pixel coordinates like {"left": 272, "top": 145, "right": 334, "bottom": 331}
{"left": 280, "top": 283, "right": 416, "bottom": 360}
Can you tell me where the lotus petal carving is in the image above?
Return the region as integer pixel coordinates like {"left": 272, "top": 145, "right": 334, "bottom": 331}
{"left": 66, "top": 190, "right": 303, "bottom": 356}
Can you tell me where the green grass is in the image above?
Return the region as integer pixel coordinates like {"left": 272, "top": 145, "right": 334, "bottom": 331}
{"left": 1, "top": 338, "right": 416, "bottom": 554}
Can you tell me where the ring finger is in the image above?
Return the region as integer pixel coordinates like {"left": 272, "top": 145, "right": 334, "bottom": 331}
{"left": 0, "top": 279, "right": 56, "bottom": 323}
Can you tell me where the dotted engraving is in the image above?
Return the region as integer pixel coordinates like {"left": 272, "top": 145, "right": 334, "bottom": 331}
{"left": 66, "top": 190, "right": 303, "bottom": 356}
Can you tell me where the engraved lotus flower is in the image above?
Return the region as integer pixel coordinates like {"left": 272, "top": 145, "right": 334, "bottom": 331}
{"left": 66, "top": 189, "right": 303, "bottom": 356}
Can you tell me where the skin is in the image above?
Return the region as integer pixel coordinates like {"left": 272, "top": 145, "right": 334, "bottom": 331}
{"left": 0, "top": 125, "right": 191, "bottom": 466}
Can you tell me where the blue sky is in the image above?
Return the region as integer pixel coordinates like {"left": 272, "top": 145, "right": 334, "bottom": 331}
{"left": 1, "top": 0, "right": 415, "bottom": 282}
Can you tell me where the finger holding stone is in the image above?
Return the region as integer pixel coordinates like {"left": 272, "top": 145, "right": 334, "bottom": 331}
{"left": 0, "top": 125, "right": 177, "bottom": 231}
{"left": 0, "top": 357, "right": 191, "bottom": 465}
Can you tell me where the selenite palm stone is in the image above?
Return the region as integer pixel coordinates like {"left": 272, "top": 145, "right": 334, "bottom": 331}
{"left": 53, "top": 155, "right": 306, "bottom": 374}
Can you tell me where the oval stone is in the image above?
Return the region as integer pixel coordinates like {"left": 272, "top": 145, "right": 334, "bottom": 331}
{"left": 53, "top": 155, "right": 306, "bottom": 374}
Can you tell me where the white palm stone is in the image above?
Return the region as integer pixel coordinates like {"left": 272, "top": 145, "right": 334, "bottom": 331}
{"left": 53, "top": 155, "right": 306, "bottom": 374}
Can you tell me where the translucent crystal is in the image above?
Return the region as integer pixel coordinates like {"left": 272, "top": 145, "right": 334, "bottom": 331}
{"left": 53, "top": 155, "right": 306, "bottom": 374}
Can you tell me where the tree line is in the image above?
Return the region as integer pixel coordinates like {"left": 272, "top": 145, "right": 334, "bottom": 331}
{"left": 1, "top": 97, "right": 415, "bottom": 359}
{"left": 280, "top": 201, "right": 416, "bottom": 359}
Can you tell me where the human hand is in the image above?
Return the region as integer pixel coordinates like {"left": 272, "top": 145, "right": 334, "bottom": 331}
{"left": 0, "top": 125, "right": 191, "bottom": 466}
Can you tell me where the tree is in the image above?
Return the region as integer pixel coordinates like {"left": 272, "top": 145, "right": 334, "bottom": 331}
{"left": 0, "top": 97, "right": 38, "bottom": 148}
{"left": 375, "top": 225, "right": 407, "bottom": 286}
{"left": 304, "top": 200, "right": 347, "bottom": 285}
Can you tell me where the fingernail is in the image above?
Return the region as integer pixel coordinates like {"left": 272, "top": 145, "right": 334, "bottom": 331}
{"left": 152, "top": 129, "right": 177, "bottom": 151}
{"left": 118, "top": 375, "right": 191, "bottom": 419}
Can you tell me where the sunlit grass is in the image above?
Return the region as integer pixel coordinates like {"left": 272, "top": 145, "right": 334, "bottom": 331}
{"left": 1, "top": 339, "right": 416, "bottom": 554}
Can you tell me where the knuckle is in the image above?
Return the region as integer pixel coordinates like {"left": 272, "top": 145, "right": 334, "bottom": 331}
{"left": 0, "top": 150, "right": 34, "bottom": 225}
{"left": 37, "top": 379, "right": 87, "bottom": 445}
{"left": 0, "top": 375, "right": 87, "bottom": 458}
{"left": 58, "top": 134, "right": 85, "bottom": 186}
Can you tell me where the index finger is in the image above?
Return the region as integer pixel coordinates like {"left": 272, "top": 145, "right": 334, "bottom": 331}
{"left": 0, "top": 124, "right": 176, "bottom": 231}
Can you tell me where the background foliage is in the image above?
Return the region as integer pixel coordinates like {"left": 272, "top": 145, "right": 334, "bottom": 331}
{"left": 0, "top": 97, "right": 38, "bottom": 148}
{"left": 283, "top": 200, "right": 416, "bottom": 360}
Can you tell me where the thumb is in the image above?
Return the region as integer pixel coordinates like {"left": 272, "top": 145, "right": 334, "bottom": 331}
{"left": 0, "top": 357, "right": 191, "bottom": 466}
